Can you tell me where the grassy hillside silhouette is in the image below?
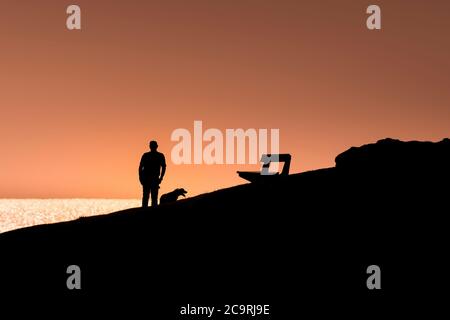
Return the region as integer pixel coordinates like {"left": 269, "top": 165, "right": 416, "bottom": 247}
{"left": 1, "top": 138, "right": 449, "bottom": 316}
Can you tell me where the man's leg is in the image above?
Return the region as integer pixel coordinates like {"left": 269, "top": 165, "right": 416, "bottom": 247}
{"left": 142, "top": 184, "right": 150, "bottom": 208}
{"left": 150, "top": 186, "right": 159, "bottom": 207}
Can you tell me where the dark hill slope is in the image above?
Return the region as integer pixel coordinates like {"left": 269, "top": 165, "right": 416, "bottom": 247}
{"left": 1, "top": 138, "right": 449, "bottom": 316}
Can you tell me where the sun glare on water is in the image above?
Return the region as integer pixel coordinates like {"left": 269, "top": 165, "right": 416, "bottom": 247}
{"left": 0, "top": 199, "right": 141, "bottom": 234}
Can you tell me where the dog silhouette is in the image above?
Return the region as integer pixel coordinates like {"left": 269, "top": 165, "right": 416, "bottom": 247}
{"left": 160, "top": 188, "right": 187, "bottom": 204}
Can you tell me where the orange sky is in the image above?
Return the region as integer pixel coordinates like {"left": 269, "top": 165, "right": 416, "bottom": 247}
{"left": 1, "top": 0, "right": 449, "bottom": 198}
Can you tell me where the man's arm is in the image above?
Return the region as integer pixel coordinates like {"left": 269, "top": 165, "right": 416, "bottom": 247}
{"left": 139, "top": 154, "right": 145, "bottom": 184}
{"left": 160, "top": 154, "right": 166, "bottom": 181}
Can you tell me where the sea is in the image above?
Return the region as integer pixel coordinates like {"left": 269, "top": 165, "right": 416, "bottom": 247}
{"left": 0, "top": 199, "right": 141, "bottom": 234}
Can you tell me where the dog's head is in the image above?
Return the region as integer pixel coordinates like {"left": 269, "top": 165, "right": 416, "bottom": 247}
{"left": 174, "top": 188, "right": 188, "bottom": 197}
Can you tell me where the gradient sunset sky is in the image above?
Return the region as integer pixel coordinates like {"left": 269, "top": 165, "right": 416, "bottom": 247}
{"left": 1, "top": 0, "right": 449, "bottom": 198}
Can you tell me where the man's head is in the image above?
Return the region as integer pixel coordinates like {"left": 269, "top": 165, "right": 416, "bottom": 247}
{"left": 149, "top": 140, "right": 158, "bottom": 151}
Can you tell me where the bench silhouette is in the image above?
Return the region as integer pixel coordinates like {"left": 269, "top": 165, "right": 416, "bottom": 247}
{"left": 237, "top": 154, "right": 291, "bottom": 183}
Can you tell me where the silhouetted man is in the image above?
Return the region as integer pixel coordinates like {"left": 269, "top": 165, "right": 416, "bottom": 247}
{"left": 139, "top": 140, "right": 166, "bottom": 207}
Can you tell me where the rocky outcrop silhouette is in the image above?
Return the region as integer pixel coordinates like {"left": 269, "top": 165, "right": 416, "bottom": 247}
{"left": 335, "top": 138, "right": 450, "bottom": 174}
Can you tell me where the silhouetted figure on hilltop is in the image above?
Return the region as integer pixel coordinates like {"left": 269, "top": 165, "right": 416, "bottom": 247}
{"left": 139, "top": 140, "right": 166, "bottom": 207}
